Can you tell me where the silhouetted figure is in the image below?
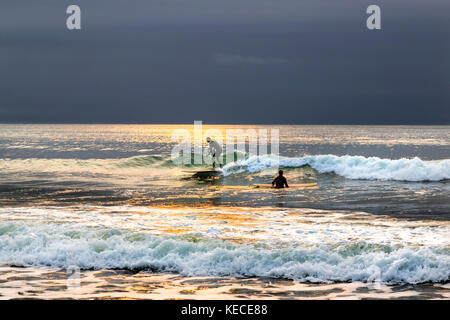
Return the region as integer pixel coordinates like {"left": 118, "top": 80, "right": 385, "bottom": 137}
{"left": 272, "top": 170, "right": 289, "bottom": 188}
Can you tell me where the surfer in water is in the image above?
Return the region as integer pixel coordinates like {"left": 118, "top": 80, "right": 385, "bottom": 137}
{"left": 206, "top": 137, "right": 223, "bottom": 169}
{"left": 272, "top": 170, "right": 289, "bottom": 188}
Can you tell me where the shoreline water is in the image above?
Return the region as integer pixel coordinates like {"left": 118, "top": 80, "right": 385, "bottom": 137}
{"left": 1, "top": 267, "right": 449, "bottom": 300}
{"left": 1, "top": 205, "right": 448, "bottom": 285}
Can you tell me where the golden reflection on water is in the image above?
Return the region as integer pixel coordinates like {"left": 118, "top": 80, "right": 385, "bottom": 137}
{"left": 101, "top": 204, "right": 276, "bottom": 244}
{"left": 2, "top": 266, "right": 448, "bottom": 300}
{"left": 5, "top": 124, "right": 444, "bottom": 145}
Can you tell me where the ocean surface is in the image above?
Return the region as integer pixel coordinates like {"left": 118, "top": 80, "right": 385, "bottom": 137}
{"left": 0, "top": 124, "right": 449, "bottom": 299}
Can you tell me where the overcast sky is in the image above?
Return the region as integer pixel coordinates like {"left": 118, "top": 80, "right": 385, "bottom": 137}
{"left": 0, "top": 0, "right": 448, "bottom": 124}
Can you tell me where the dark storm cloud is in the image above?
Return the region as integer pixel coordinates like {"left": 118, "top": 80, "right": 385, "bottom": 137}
{"left": 0, "top": 0, "right": 448, "bottom": 124}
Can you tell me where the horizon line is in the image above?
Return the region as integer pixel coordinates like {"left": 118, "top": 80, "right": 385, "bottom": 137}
{"left": 0, "top": 122, "right": 449, "bottom": 126}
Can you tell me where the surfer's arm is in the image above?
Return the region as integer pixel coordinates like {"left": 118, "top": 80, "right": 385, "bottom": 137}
{"left": 284, "top": 177, "right": 289, "bottom": 188}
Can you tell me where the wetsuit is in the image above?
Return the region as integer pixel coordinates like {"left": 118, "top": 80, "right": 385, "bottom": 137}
{"left": 272, "top": 175, "right": 288, "bottom": 188}
{"left": 208, "top": 140, "right": 223, "bottom": 167}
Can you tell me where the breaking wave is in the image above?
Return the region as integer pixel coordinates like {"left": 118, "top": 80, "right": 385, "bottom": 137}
{"left": 1, "top": 154, "right": 449, "bottom": 182}
{"left": 0, "top": 221, "right": 448, "bottom": 284}
{"left": 222, "top": 155, "right": 450, "bottom": 182}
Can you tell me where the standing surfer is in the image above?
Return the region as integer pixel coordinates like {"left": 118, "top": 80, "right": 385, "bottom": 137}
{"left": 206, "top": 137, "right": 223, "bottom": 169}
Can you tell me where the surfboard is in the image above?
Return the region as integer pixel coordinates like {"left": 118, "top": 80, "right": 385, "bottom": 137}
{"left": 253, "top": 183, "right": 317, "bottom": 188}
{"left": 183, "top": 170, "right": 222, "bottom": 178}
{"left": 183, "top": 170, "right": 221, "bottom": 174}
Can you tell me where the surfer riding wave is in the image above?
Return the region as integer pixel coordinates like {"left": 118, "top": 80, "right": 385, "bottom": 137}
{"left": 206, "top": 137, "right": 222, "bottom": 169}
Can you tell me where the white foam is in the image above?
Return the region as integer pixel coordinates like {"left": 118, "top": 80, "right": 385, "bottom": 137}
{"left": 0, "top": 221, "right": 448, "bottom": 284}
{"left": 222, "top": 154, "right": 450, "bottom": 181}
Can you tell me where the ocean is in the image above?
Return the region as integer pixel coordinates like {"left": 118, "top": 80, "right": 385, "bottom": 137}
{"left": 0, "top": 124, "right": 449, "bottom": 299}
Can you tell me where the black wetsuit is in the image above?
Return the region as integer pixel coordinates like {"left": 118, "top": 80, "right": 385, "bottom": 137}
{"left": 272, "top": 176, "right": 288, "bottom": 188}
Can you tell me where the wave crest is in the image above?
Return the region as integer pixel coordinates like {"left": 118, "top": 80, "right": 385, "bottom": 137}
{"left": 222, "top": 155, "right": 450, "bottom": 182}
{"left": 0, "top": 221, "right": 448, "bottom": 284}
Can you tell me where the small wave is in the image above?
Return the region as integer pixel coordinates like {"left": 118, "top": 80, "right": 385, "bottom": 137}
{"left": 116, "top": 155, "right": 175, "bottom": 168}
{"left": 222, "top": 155, "right": 450, "bottom": 182}
{"left": 0, "top": 221, "right": 448, "bottom": 284}
{"left": 2, "top": 154, "right": 449, "bottom": 182}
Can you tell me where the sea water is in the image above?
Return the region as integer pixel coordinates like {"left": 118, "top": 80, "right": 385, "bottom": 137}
{"left": 0, "top": 124, "right": 448, "bottom": 298}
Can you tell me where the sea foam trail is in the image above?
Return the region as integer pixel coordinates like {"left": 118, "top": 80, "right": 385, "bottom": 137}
{"left": 0, "top": 221, "right": 448, "bottom": 284}
{"left": 222, "top": 155, "right": 450, "bottom": 182}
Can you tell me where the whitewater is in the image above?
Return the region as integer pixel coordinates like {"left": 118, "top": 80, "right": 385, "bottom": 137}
{"left": 0, "top": 206, "right": 448, "bottom": 284}
{"left": 222, "top": 154, "right": 450, "bottom": 181}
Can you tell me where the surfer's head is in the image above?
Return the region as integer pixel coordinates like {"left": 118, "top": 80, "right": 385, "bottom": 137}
{"left": 206, "top": 137, "right": 211, "bottom": 143}
{"left": 279, "top": 170, "right": 283, "bottom": 176}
